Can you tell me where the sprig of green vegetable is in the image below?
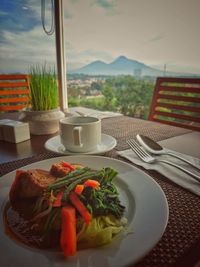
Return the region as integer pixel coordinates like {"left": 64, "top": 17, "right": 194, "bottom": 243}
{"left": 48, "top": 167, "right": 117, "bottom": 200}
{"left": 43, "top": 207, "right": 61, "bottom": 235}
{"left": 45, "top": 166, "right": 124, "bottom": 222}
{"left": 76, "top": 167, "right": 125, "bottom": 218}
{"left": 47, "top": 167, "right": 91, "bottom": 190}
{"left": 62, "top": 169, "right": 106, "bottom": 200}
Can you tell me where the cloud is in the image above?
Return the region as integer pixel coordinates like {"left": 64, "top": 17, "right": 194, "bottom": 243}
{"left": 147, "top": 34, "right": 165, "bottom": 43}
{"left": 65, "top": 44, "right": 113, "bottom": 69}
{"left": 64, "top": 10, "right": 73, "bottom": 19}
{"left": 91, "top": 0, "right": 116, "bottom": 12}
{"left": 0, "top": 26, "right": 56, "bottom": 73}
{"left": 1, "top": 0, "right": 200, "bottom": 75}
{"left": 0, "top": 0, "right": 56, "bottom": 46}
{"left": 0, "top": 0, "right": 59, "bottom": 73}
{"left": 0, "top": 0, "right": 40, "bottom": 36}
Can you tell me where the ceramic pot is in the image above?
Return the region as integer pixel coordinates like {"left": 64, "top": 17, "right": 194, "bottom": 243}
{"left": 21, "top": 108, "right": 65, "bottom": 135}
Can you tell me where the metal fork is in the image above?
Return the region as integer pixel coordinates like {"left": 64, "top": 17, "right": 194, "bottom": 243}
{"left": 127, "top": 139, "right": 200, "bottom": 183}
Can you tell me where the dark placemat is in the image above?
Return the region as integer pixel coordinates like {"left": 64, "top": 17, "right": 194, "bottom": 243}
{"left": 0, "top": 116, "right": 199, "bottom": 267}
{"left": 102, "top": 116, "right": 192, "bottom": 151}
{"left": 0, "top": 152, "right": 59, "bottom": 176}
{"left": 129, "top": 167, "right": 200, "bottom": 267}
{"left": 1, "top": 152, "right": 200, "bottom": 267}
{"left": 111, "top": 153, "right": 200, "bottom": 267}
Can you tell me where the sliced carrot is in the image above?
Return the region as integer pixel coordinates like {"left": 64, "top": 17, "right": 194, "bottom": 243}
{"left": 53, "top": 191, "right": 64, "bottom": 207}
{"left": 84, "top": 179, "right": 100, "bottom": 189}
{"left": 74, "top": 184, "right": 84, "bottom": 195}
{"left": 69, "top": 191, "right": 91, "bottom": 225}
{"left": 60, "top": 205, "right": 77, "bottom": 257}
{"left": 61, "top": 161, "right": 76, "bottom": 171}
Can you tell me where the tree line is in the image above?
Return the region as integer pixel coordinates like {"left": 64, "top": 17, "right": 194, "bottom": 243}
{"left": 68, "top": 75, "right": 155, "bottom": 120}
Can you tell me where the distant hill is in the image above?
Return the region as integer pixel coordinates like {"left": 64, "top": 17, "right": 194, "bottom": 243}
{"left": 69, "top": 55, "right": 166, "bottom": 76}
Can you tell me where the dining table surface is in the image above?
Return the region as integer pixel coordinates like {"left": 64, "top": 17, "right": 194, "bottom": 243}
{"left": 0, "top": 114, "right": 200, "bottom": 267}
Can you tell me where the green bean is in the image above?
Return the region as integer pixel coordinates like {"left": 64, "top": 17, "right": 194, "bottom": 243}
{"left": 48, "top": 167, "right": 90, "bottom": 190}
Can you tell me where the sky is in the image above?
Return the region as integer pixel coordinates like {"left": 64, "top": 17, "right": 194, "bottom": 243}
{"left": 0, "top": 0, "right": 200, "bottom": 74}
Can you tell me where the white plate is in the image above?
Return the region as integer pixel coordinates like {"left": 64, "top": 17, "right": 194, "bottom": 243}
{"left": 0, "top": 155, "right": 169, "bottom": 267}
{"left": 44, "top": 134, "right": 117, "bottom": 155}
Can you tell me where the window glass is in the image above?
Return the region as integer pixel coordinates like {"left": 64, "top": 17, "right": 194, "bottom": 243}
{"left": 64, "top": 0, "right": 200, "bottom": 119}
{"left": 0, "top": 0, "right": 56, "bottom": 73}
{"left": 0, "top": 0, "right": 199, "bottom": 119}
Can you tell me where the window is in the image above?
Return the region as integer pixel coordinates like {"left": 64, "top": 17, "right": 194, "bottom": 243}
{"left": 0, "top": 0, "right": 200, "bottom": 119}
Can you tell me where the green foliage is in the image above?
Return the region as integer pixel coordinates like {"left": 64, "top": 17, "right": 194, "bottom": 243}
{"left": 91, "top": 82, "right": 102, "bottom": 91}
{"left": 29, "top": 64, "right": 59, "bottom": 111}
{"left": 102, "top": 76, "right": 154, "bottom": 119}
{"left": 68, "top": 75, "right": 154, "bottom": 119}
{"left": 102, "top": 85, "right": 116, "bottom": 111}
{"left": 68, "top": 96, "right": 105, "bottom": 110}
{"left": 68, "top": 96, "right": 81, "bottom": 107}
{"left": 80, "top": 97, "right": 105, "bottom": 110}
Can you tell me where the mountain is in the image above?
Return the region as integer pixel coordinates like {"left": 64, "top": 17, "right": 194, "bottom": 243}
{"left": 69, "top": 55, "right": 165, "bottom": 76}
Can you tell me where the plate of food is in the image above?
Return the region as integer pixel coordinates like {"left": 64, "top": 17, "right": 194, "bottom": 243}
{"left": 0, "top": 155, "right": 168, "bottom": 267}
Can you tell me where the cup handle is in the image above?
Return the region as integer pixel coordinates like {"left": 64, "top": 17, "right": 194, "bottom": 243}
{"left": 73, "top": 126, "right": 83, "bottom": 146}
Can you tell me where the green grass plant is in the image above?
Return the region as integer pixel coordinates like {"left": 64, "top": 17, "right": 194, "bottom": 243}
{"left": 29, "top": 64, "right": 59, "bottom": 111}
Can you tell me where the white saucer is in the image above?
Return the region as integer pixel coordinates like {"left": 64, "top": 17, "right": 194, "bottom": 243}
{"left": 44, "top": 134, "right": 117, "bottom": 155}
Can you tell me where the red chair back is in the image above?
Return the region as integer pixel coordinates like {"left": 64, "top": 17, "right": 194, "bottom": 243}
{"left": 0, "top": 74, "right": 30, "bottom": 112}
{"left": 148, "top": 77, "right": 200, "bottom": 131}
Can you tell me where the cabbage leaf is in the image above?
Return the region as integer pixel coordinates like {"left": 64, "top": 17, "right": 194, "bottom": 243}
{"left": 77, "top": 215, "right": 126, "bottom": 249}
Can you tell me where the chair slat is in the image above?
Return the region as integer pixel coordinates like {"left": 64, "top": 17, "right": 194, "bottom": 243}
{"left": 159, "top": 86, "right": 200, "bottom": 94}
{"left": 156, "top": 102, "right": 200, "bottom": 113}
{"left": 0, "top": 82, "right": 29, "bottom": 88}
{"left": 0, "top": 97, "right": 29, "bottom": 103}
{"left": 158, "top": 93, "right": 200, "bottom": 103}
{"left": 157, "top": 77, "right": 200, "bottom": 84}
{"left": 0, "top": 104, "right": 28, "bottom": 111}
{"left": 0, "top": 89, "right": 30, "bottom": 96}
{"left": 154, "top": 110, "right": 200, "bottom": 123}
{"left": 0, "top": 74, "right": 30, "bottom": 80}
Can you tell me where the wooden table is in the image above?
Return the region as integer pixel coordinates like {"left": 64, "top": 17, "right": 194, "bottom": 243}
{"left": 0, "top": 116, "right": 200, "bottom": 267}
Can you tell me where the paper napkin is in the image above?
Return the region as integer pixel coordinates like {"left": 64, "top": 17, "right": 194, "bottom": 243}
{"left": 117, "top": 149, "right": 200, "bottom": 197}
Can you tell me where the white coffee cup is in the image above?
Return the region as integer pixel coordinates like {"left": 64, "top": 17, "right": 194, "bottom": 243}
{"left": 59, "top": 116, "right": 101, "bottom": 152}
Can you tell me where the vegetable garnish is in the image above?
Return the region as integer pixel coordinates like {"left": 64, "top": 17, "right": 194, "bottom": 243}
{"left": 47, "top": 167, "right": 91, "bottom": 191}
{"left": 74, "top": 180, "right": 100, "bottom": 195}
{"left": 84, "top": 179, "right": 100, "bottom": 189}
{"left": 53, "top": 191, "right": 64, "bottom": 207}
{"left": 74, "top": 184, "right": 84, "bottom": 195}
{"left": 60, "top": 205, "right": 77, "bottom": 257}
{"left": 7, "top": 161, "right": 126, "bottom": 259}
{"left": 69, "top": 191, "right": 92, "bottom": 225}
{"left": 61, "top": 161, "right": 76, "bottom": 171}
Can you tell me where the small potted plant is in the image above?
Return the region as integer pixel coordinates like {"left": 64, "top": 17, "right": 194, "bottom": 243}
{"left": 22, "top": 63, "right": 64, "bottom": 135}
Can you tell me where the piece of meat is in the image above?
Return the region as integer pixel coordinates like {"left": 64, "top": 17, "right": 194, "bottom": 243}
{"left": 50, "top": 163, "right": 84, "bottom": 178}
{"left": 50, "top": 163, "right": 71, "bottom": 178}
{"left": 9, "top": 169, "right": 56, "bottom": 203}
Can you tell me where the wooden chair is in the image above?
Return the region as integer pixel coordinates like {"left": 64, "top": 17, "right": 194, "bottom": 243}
{"left": 0, "top": 74, "right": 30, "bottom": 112}
{"left": 148, "top": 77, "right": 200, "bottom": 131}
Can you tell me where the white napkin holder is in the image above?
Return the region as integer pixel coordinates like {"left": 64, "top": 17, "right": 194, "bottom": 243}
{"left": 0, "top": 119, "right": 13, "bottom": 140}
{"left": 0, "top": 119, "right": 30, "bottom": 143}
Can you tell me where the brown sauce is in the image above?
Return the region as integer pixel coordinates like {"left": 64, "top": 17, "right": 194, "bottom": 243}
{"left": 3, "top": 200, "right": 60, "bottom": 250}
